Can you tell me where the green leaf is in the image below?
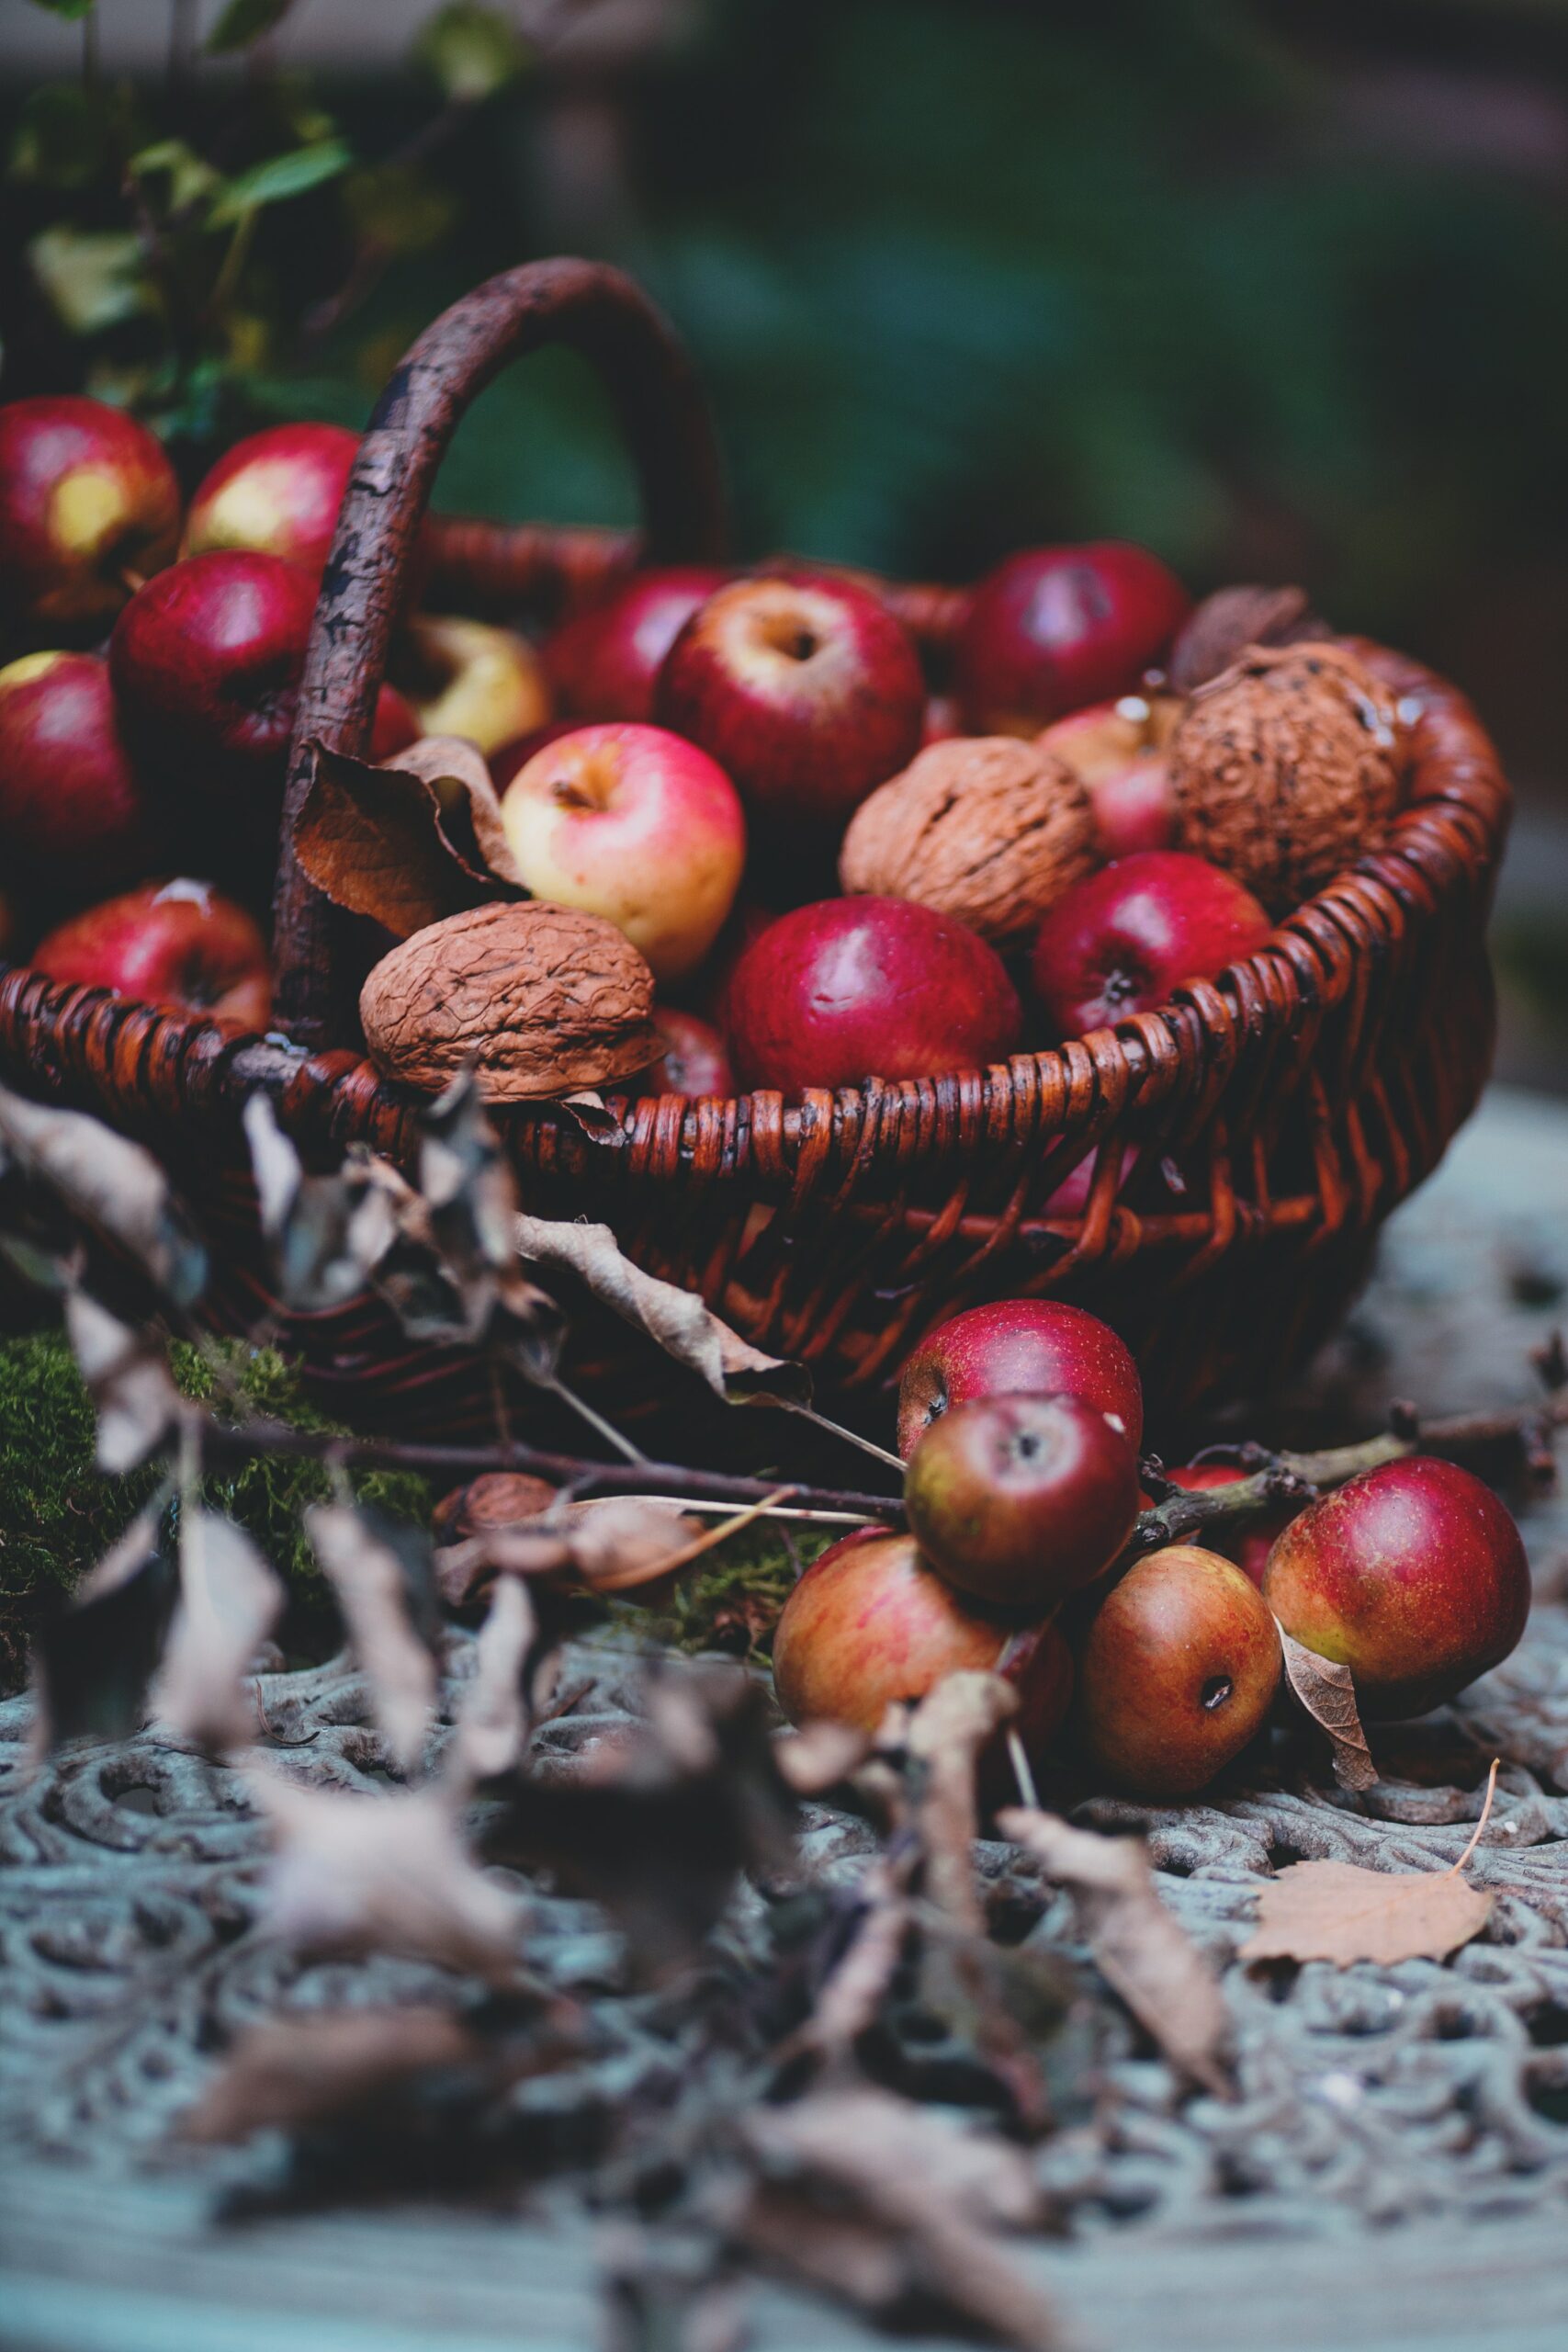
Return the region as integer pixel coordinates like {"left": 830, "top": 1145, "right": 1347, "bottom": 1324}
{"left": 28, "top": 1, "right": 98, "bottom": 22}
{"left": 9, "top": 83, "right": 107, "bottom": 191}
{"left": 208, "top": 139, "right": 352, "bottom": 226}
{"left": 206, "top": 0, "right": 295, "bottom": 53}
{"left": 28, "top": 225, "right": 149, "bottom": 336}
{"left": 130, "top": 138, "right": 221, "bottom": 215}
{"left": 412, "top": 3, "right": 531, "bottom": 104}
{"left": 343, "top": 161, "right": 457, "bottom": 255}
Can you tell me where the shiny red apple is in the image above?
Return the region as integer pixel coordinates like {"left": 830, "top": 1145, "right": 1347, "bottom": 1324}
{"left": 657, "top": 573, "right": 926, "bottom": 831}
{"left": 644, "top": 1007, "right": 736, "bottom": 1100}
{"left": 954, "top": 544, "right": 1191, "bottom": 732}
{"left": 897, "top": 1299, "right": 1144, "bottom": 1458}
{"left": 369, "top": 683, "right": 421, "bottom": 762}
{"left": 545, "top": 566, "right": 728, "bottom": 723}
{"left": 724, "top": 896, "right": 1021, "bottom": 1095}
{"left": 1038, "top": 694, "right": 1182, "bottom": 857}
{"left": 1032, "top": 850, "right": 1273, "bottom": 1037}
{"left": 0, "top": 396, "right": 180, "bottom": 631}
{"left": 0, "top": 650, "right": 154, "bottom": 898}
{"left": 31, "top": 877, "right": 272, "bottom": 1030}
{"left": 185, "top": 422, "right": 358, "bottom": 574}
{"left": 1262, "top": 1458, "right": 1530, "bottom": 1719}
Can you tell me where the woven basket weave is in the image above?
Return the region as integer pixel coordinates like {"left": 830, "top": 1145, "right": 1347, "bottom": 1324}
{"left": 0, "top": 260, "right": 1510, "bottom": 1438}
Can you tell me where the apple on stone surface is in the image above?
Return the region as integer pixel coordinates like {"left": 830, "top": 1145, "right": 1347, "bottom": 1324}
{"left": 1038, "top": 694, "right": 1182, "bottom": 857}
{"left": 904, "top": 1391, "right": 1139, "bottom": 1613}
{"left": 723, "top": 895, "right": 1021, "bottom": 1095}
{"left": 772, "top": 1528, "right": 1074, "bottom": 1752}
{"left": 0, "top": 650, "right": 155, "bottom": 899}
{"left": 31, "top": 876, "right": 272, "bottom": 1030}
{"left": 897, "top": 1298, "right": 1144, "bottom": 1458}
{"left": 656, "top": 573, "right": 926, "bottom": 831}
{"left": 545, "top": 566, "right": 728, "bottom": 723}
{"left": 1031, "top": 849, "right": 1273, "bottom": 1037}
{"left": 644, "top": 1006, "right": 736, "bottom": 1099}
{"left": 1074, "top": 1544, "right": 1282, "bottom": 1798}
{"left": 499, "top": 722, "right": 745, "bottom": 984}
{"left": 398, "top": 615, "right": 551, "bottom": 756}
{"left": 1261, "top": 1457, "right": 1530, "bottom": 1719}
{"left": 953, "top": 544, "right": 1191, "bottom": 733}
{"left": 0, "top": 396, "right": 181, "bottom": 631}
{"left": 185, "top": 422, "right": 358, "bottom": 574}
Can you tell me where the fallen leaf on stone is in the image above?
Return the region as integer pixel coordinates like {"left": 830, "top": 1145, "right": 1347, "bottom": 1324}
{"left": 65, "top": 1289, "right": 182, "bottom": 1472}
{"left": 243, "top": 1096, "right": 402, "bottom": 1312}
{"left": 998, "top": 1806, "right": 1230, "bottom": 2097}
{"left": 446, "top": 1576, "right": 536, "bottom": 1792}
{"left": 248, "top": 1769, "right": 523, "bottom": 1982}
{"left": 906, "top": 1671, "right": 1017, "bottom": 1934}
{"left": 305, "top": 1502, "right": 442, "bottom": 1776}
{"left": 183, "top": 2006, "right": 483, "bottom": 2143}
{"left": 513, "top": 1212, "right": 809, "bottom": 1407}
{"left": 773, "top": 1718, "right": 872, "bottom": 1797}
{"left": 1277, "top": 1624, "right": 1377, "bottom": 1792}
{"left": 432, "top": 1496, "right": 705, "bottom": 1609}
{"left": 0, "top": 1083, "right": 208, "bottom": 1306}
{"left": 294, "top": 736, "right": 517, "bottom": 938}
{"left": 1242, "top": 1763, "right": 1498, "bottom": 1967}
{"left": 31, "top": 1506, "right": 174, "bottom": 1755}
{"left": 150, "top": 1510, "right": 282, "bottom": 1753}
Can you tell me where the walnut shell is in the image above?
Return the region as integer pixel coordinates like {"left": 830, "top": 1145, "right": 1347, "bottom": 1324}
{"left": 838, "top": 736, "right": 1097, "bottom": 944}
{"left": 1169, "top": 643, "right": 1404, "bottom": 912}
{"left": 360, "top": 900, "right": 661, "bottom": 1100}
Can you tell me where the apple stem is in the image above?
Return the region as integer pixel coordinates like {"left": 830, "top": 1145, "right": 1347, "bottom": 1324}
{"left": 1447, "top": 1758, "right": 1501, "bottom": 1878}
{"left": 1006, "top": 1728, "right": 1040, "bottom": 1812}
{"left": 782, "top": 1400, "right": 906, "bottom": 1474}
{"left": 545, "top": 1374, "right": 648, "bottom": 1465}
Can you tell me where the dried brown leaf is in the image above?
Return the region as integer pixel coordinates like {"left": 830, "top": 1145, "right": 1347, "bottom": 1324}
{"left": 446, "top": 1576, "right": 535, "bottom": 1791}
{"left": 0, "top": 1082, "right": 207, "bottom": 1306}
{"left": 1277, "top": 1623, "right": 1378, "bottom": 1792}
{"left": 906, "top": 1670, "right": 1018, "bottom": 1934}
{"left": 183, "top": 2007, "right": 480, "bottom": 2143}
{"left": 150, "top": 1510, "right": 282, "bottom": 1753}
{"left": 432, "top": 1496, "right": 704, "bottom": 1610}
{"left": 305, "top": 1502, "right": 439, "bottom": 1777}
{"left": 64, "top": 1290, "right": 181, "bottom": 1472}
{"left": 998, "top": 1806, "right": 1230, "bottom": 2096}
{"left": 381, "top": 733, "right": 524, "bottom": 888}
{"left": 513, "top": 1213, "right": 810, "bottom": 1407}
{"left": 294, "top": 735, "right": 518, "bottom": 939}
{"left": 243, "top": 1096, "right": 404, "bottom": 1312}
{"left": 773, "top": 1719, "right": 873, "bottom": 1797}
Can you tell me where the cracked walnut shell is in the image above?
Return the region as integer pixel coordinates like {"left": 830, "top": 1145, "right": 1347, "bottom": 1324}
{"left": 838, "top": 736, "right": 1096, "bottom": 944}
{"left": 1169, "top": 642, "right": 1404, "bottom": 911}
{"left": 360, "top": 899, "right": 661, "bottom": 1100}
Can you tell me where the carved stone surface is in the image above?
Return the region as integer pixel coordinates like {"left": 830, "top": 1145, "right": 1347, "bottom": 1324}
{"left": 2, "top": 1089, "right": 1567, "bottom": 2349}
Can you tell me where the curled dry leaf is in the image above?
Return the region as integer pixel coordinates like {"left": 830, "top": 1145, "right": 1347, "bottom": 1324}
{"left": 1277, "top": 1623, "right": 1377, "bottom": 1792}
{"left": 772, "top": 1718, "right": 873, "bottom": 1797}
{"left": 247, "top": 1769, "right": 523, "bottom": 1984}
{"left": 150, "top": 1510, "right": 283, "bottom": 1754}
{"left": 243, "top": 1095, "right": 403, "bottom": 1313}
{"left": 514, "top": 1212, "right": 809, "bottom": 1407}
{"left": 294, "top": 734, "right": 522, "bottom": 940}
{"left": 1166, "top": 582, "right": 1321, "bottom": 694}
{"left": 64, "top": 1289, "right": 182, "bottom": 1473}
{"left": 446, "top": 1576, "right": 536, "bottom": 1792}
{"left": 305, "top": 1502, "right": 440, "bottom": 1778}
{"left": 0, "top": 1082, "right": 207, "bottom": 1306}
{"left": 433, "top": 1496, "right": 704, "bottom": 1610}
{"left": 904, "top": 1670, "right": 1018, "bottom": 1935}
{"left": 998, "top": 1805, "right": 1231, "bottom": 2098}
{"left": 30, "top": 1506, "right": 174, "bottom": 1757}
{"left": 183, "top": 2007, "right": 484, "bottom": 2145}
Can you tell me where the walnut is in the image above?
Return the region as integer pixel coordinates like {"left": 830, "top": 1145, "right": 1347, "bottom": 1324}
{"left": 360, "top": 900, "right": 661, "bottom": 1099}
{"left": 838, "top": 736, "right": 1097, "bottom": 944}
{"left": 1168, "top": 642, "right": 1404, "bottom": 911}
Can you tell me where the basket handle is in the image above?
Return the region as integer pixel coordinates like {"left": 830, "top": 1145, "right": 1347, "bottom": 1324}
{"left": 272, "top": 257, "right": 728, "bottom": 1048}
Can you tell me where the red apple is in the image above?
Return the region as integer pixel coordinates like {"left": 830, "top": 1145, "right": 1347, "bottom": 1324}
{"left": 724, "top": 896, "right": 1021, "bottom": 1095}
{"left": 954, "top": 545, "right": 1190, "bottom": 733}
{"left": 897, "top": 1299, "right": 1144, "bottom": 1458}
{"left": 1075, "top": 1544, "right": 1281, "bottom": 1798}
{"left": 772, "top": 1528, "right": 1074, "bottom": 1753}
{"left": 904, "top": 1391, "right": 1139, "bottom": 1612}
{"left": 1261, "top": 1458, "right": 1530, "bottom": 1720}
{"left": 1038, "top": 693, "right": 1182, "bottom": 858}
{"left": 656, "top": 574, "right": 926, "bottom": 831}
{"left": 397, "top": 615, "right": 551, "bottom": 756}
{"left": 184, "top": 422, "right": 358, "bottom": 574}
{"left": 108, "top": 550, "right": 317, "bottom": 797}
{"left": 31, "top": 877, "right": 271, "bottom": 1030}
{"left": 1043, "top": 1144, "right": 1138, "bottom": 1217}
{"left": 0, "top": 396, "right": 180, "bottom": 631}
{"left": 545, "top": 566, "right": 728, "bottom": 723}
{"left": 644, "top": 1007, "right": 735, "bottom": 1099}
{"left": 1031, "top": 850, "right": 1272, "bottom": 1037}
{"left": 369, "top": 683, "right": 421, "bottom": 762}
{"left": 499, "top": 722, "right": 745, "bottom": 983}
{"left": 1158, "top": 1464, "right": 1287, "bottom": 1587}
{"left": 0, "top": 650, "right": 154, "bottom": 897}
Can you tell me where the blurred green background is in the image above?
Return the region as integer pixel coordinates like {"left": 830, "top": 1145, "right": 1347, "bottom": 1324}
{"left": 5, "top": 0, "right": 1566, "bottom": 1082}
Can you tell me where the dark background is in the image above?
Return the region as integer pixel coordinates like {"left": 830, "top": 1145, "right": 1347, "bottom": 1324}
{"left": 5, "top": 0, "right": 1566, "bottom": 1085}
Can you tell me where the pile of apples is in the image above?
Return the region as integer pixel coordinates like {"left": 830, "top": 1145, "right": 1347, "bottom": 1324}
{"left": 0, "top": 393, "right": 1278, "bottom": 1116}
{"left": 776, "top": 1297, "right": 1531, "bottom": 1799}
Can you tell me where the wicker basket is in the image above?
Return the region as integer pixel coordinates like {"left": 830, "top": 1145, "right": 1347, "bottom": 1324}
{"left": 0, "top": 261, "right": 1510, "bottom": 1440}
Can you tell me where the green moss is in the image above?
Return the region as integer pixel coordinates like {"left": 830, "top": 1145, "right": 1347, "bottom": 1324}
{"left": 617, "top": 1521, "right": 833, "bottom": 1663}
{"left": 0, "top": 1329, "right": 430, "bottom": 1687}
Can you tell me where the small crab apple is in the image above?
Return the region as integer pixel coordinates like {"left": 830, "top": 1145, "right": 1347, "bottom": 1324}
{"left": 1039, "top": 694, "right": 1182, "bottom": 857}
{"left": 545, "top": 566, "right": 728, "bottom": 722}
{"left": 399, "top": 616, "right": 551, "bottom": 756}
{"left": 0, "top": 396, "right": 180, "bottom": 631}
{"left": 0, "top": 650, "right": 154, "bottom": 898}
{"left": 904, "top": 1392, "right": 1140, "bottom": 1613}
{"left": 954, "top": 544, "right": 1191, "bottom": 733}
{"left": 1261, "top": 1458, "right": 1530, "bottom": 1720}
{"left": 657, "top": 573, "right": 926, "bottom": 831}
{"left": 369, "top": 683, "right": 421, "bottom": 761}
{"left": 1160, "top": 1464, "right": 1288, "bottom": 1586}
{"left": 772, "top": 1529, "right": 1074, "bottom": 1751}
{"left": 1031, "top": 850, "right": 1273, "bottom": 1037}
{"left": 499, "top": 722, "right": 745, "bottom": 984}
{"left": 31, "top": 876, "right": 271, "bottom": 1030}
{"left": 723, "top": 895, "right": 1021, "bottom": 1094}
{"left": 1075, "top": 1544, "right": 1282, "bottom": 1798}
{"left": 645, "top": 1006, "right": 735, "bottom": 1099}
{"left": 897, "top": 1299, "right": 1144, "bottom": 1459}
{"left": 185, "top": 422, "right": 358, "bottom": 574}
